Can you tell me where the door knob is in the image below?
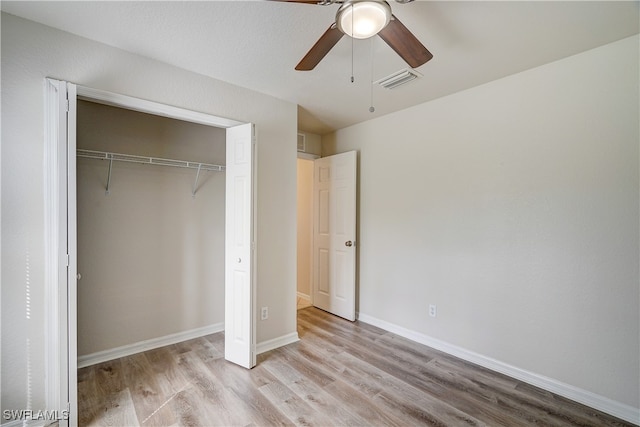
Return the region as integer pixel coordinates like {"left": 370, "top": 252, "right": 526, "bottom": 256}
{"left": 345, "top": 240, "right": 353, "bottom": 247}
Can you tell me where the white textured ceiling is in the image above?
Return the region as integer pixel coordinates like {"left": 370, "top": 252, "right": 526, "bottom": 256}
{"left": 2, "top": 1, "right": 638, "bottom": 135}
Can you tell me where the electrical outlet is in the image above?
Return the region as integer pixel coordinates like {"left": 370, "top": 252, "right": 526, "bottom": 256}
{"left": 429, "top": 304, "right": 437, "bottom": 318}
{"left": 261, "top": 306, "right": 268, "bottom": 320}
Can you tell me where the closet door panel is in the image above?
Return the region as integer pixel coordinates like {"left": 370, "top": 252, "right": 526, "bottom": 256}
{"left": 224, "top": 123, "right": 255, "bottom": 369}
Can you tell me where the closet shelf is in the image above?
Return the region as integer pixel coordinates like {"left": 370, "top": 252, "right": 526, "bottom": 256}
{"left": 76, "top": 149, "right": 225, "bottom": 172}
{"left": 76, "top": 149, "right": 225, "bottom": 196}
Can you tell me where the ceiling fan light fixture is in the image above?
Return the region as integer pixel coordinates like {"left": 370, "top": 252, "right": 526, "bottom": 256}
{"left": 336, "top": 1, "right": 392, "bottom": 39}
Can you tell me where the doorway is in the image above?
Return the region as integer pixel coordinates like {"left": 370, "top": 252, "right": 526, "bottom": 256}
{"left": 295, "top": 133, "right": 358, "bottom": 321}
{"left": 297, "top": 157, "right": 314, "bottom": 310}
{"left": 296, "top": 131, "right": 322, "bottom": 312}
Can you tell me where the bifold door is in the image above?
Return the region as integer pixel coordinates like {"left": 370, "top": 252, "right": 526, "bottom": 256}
{"left": 224, "top": 123, "right": 257, "bottom": 368}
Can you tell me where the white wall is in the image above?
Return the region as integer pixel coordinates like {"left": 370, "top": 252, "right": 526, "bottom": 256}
{"left": 77, "top": 101, "right": 226, "bottom": 356}
{"left": 323, "top": 35, "right": 639, "bottom": 411}
{"left": 1, "top": 13, "right": 297, "bottom": 415}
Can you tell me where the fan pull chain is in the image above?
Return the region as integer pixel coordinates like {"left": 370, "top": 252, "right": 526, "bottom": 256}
{"left": 350, "top": 4, "right": 354, "bottom": 83}
{"left": 369, "top": 37, "right": 375, "bottom": 113}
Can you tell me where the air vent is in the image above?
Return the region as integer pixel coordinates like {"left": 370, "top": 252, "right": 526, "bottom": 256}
{"left": 375, "top": 68, "right": 422, "bottom": 90}
{"left": 297, "top": 133, "right": 306, "bottom": 152}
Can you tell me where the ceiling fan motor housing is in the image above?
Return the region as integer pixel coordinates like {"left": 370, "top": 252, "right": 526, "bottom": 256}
{"left": 336, "top": 0, "right": 392, "bottom": 39}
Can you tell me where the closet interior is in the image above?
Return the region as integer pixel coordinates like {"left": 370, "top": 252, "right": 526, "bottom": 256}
{"left": 76, "top": 100, "right": 227, "bottom": 359}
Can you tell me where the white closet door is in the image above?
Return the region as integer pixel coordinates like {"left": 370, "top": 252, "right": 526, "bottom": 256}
{"left": 225, "top": 123, "right": 256, "bottom": 368}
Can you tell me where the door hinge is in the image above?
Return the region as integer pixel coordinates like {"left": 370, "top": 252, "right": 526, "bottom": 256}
{"left": 65, "top": 254, "right": 70, "bottom": 267}
{"left": 65, "top": 99, "right": 70, "bottom": 112}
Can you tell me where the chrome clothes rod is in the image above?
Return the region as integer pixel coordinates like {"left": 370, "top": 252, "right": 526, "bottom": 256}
{"left": 76, "top": 149, "right": 225, "bottom": 196}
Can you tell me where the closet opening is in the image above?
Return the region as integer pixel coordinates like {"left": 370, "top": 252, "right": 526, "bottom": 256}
{"left": 45, "top": 79, "right": 256, "bottom": 422}
{"left": 76, "top": 100, "right": 227, "bottom": 365}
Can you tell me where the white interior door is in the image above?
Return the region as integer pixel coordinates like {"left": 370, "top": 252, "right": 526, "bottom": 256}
{"left": 225, "top": 123, "right": 256, "bottom": 368}
{"left": 312, "top": 151, "right": 357, "bottom": 321}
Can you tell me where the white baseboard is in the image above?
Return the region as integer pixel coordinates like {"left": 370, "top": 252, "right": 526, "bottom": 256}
{"left": 77, "top": 322, "right": 224, "bottom": 368}
{"left": 297, "top": 292, "right": 311, "bottom": 303}
{"left": 357, "top": 312, "right": 640, "bottom": 426}
{"left": 257, "top": 332, "right": 300, "bottom": 355}
{"left": 78, "top": 324, "right": 300, "bottom": 369}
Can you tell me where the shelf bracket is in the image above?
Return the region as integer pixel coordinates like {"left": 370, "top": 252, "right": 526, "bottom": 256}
{"left": 105, "top": 155, "right": 113, "bottom": 195}
{"left": 192, "top": 163, "right": 202, "bottom": 198}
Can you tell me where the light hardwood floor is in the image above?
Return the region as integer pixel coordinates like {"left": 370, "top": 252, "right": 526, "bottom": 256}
{"left": 296, "top": 296, "right": 312, "bottom": 310}
{"left": 78, "top": 307, "right": 634, "bottom": 426}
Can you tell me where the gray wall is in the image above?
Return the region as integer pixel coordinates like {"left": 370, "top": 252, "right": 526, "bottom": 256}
{"left": 1, "top": 12, "right": 297, "bottom": 415}
{"left": 77, "top": 101, "right": 226, "bottom": 356}
{"left": 324, "top": 35, "right": 639, "bottom": 409}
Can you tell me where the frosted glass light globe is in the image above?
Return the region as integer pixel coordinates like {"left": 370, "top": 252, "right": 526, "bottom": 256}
{"left": 337, "top": 1, "right": 392, "bottom": 39}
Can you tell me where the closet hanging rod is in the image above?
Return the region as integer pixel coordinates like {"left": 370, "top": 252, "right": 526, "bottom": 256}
{"left": 76, "top": 149, "right": 225, "bottom": 172}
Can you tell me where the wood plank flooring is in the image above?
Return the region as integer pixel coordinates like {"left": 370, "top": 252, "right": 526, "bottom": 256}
{"left": 297, "top": 296, "right": 312, "bottom": 311}
{"left": 78, "top": 307, "right": 634, "bottom": 426}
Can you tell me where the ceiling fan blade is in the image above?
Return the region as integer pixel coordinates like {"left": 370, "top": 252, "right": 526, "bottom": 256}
{"left": 378, "top": 15, "right": 433, "bottom": 68}
{"left": 295, "top": 24, "right": 344, "bottom": 71}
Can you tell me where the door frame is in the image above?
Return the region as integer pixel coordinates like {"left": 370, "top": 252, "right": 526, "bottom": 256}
{"left": 296, "top": 153, "right": 319, "bottom": 308}
{"left": 44, "top": 79, "right": 257, "bottom": 425}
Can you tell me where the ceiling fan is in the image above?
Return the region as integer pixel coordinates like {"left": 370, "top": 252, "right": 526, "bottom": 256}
{"left": 276, "top": 0, "right": 433, "bottom": 71}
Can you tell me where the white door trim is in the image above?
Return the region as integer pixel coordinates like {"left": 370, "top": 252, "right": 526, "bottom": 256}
{"left": 44, "top": 77, "right": 71, "bottom": 423}
{"left": 44, "top": 79, "right": 256, "bottom": 425}
{"left": 76, "top": 85, "right": 243, "bottom": 129}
